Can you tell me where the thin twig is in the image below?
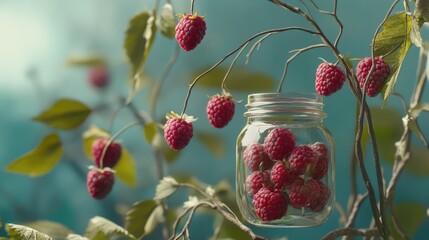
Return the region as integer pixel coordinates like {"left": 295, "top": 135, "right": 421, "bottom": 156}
{"left": 180, "top": 26, "right": 319, "bottom": 116}
{"left": 277, "top": 43, "right": 326, "bottom": 92}
{"left": 221, "top": 41, "right": 251, "bottom": 93}
{"left": 322, "top": 227, "right": 380, "bottom": 240}
{"left": 345, "top": 192, "right": 369, "bottom": 228}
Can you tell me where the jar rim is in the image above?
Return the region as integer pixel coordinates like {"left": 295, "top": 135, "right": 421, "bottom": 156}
{"left": 244, "top": 92, "right": 326, "bottom": 120}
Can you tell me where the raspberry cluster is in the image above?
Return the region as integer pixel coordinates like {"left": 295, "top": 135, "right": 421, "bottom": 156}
{"left": 243, "top": 127, "right": 331, "bottom": 221}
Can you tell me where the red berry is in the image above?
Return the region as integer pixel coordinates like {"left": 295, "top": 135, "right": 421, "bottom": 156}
{"left": 243, "top": 143, "right": 273, "bottom": 171}
{"left": 246, "top": 170, "right": 271, "bottom": 196}
{"left": 253, "top": 187, "right": 288, "bottom": 221}
{"left": 88, "top": 66, "right": 109, "bottom": 89}
{"left": 309, "top": 180, "right": 331, "bottom": 212}
{"left": 270, "top": 161, "right": 298, "bottom": 190}
{"left": 164, "top": 112, "right": 195, "bottom": 151}
{"left": 315, "top": 63, "right": 345, "bottom": 96}
{"left": 91, "top": 138, "right": 122, "bottom": 169}
{"left": 288, "top": 178, "right": 319, "bottom": 208}
{"left": 356, "top": 57, "right": 390, "bottom": 97}
{"left": 288, "top": 145, "right": 317, "bottom": 175}
{"left": 309, "top": 142, "right": 329, "bottom": 180}
{"left": 175, "top": 14, "right": 206, "bottom": 51}
{"left": 87, "top": 168, "right": 115, "bottom": 199}
{"left": 206, "top": 94, "right": 235, "bottom": 128}
{"left": 263, "top": 128, "right": 296, "bottom": 160}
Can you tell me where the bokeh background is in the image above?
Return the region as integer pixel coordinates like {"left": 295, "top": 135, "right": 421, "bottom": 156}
{"left": 1, "top": 0, "right": 429, "bottom": 239}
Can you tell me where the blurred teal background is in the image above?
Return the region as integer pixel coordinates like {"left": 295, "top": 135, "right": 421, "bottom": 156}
{"left": 1, "top": 0, "right": 429, "bottom": 239}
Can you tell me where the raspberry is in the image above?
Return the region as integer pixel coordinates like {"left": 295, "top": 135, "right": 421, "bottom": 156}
{"left": 270, "top": 161, "right": 298, "bottom": 190}
{"left": 356, "top": 57, "right": 390, "bottom": 97}
{"left": 288, "top": 145, "right": 317, "bottom": 175}
{"left": 243, "top": 143, "right": 273, "bottom": 171}
{"left": 87, "top": 168, "right": 115, "bottom": 199}
{"left": 252, "top": 187, "right": 288, "bottom": 221}
{"left": 88, "top": 66, "right": 109, "bottom": 89}
{"left": 206, "top": 94, "right": 235, "bottom": 128}
{"left": 309, "top": 142, "right": 329, "bottom": 180}
{"left": 91, "top": 138, "right": 122, "bottom": 169}
{"left": 315, "top": 62, "right": 345, "bottom": 96}
{"left": 164, "top": 112, "right": 195, "bottom": 151}
{"left": 288, "top": 178, "right": 318, "bottom": 208}
{"left": 246, "top": 170, "right": 271, "bottom": 196}
{"left": 175, "top": 13, "right": 206, "bottom": 51}
{"left": 309, "top": 180, "right": 331, "bottom": 212}
{"left": 263, "top": 128, "right": 295, "bottom": 160}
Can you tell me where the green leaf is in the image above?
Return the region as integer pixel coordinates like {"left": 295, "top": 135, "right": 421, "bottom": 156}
{"left": 82, "top": 125, "right": 137, "bottom": 187}
{"left": 190, "top": 67, "right": 276, "bottom": 92}
{"left": 124, "top": 11, "right": 157, "bottom": 104}
{"left": 212, "top": 216, "right": 251, "bottom": 240}
{"left": 84, "top": 216, "right": 136, "bottom": 240}
{"left": 66, "top": 234, "right": 89, "bottom": 240}
{"left": 144, "top": 122, "right": 158, "bottom": 144}
{"left": 33, "top": 99, "right": 91, "bottom": 130}
{"left": 0, "top": 215, "right": 2, "bottom": 228}
{"left": 143, "top": 205, "right": 163, "bottom": 237}
{"left": 114, "top": 149, "right": 137, "bottom": 187}
{"left": 388, "top": 202, "right": 426, "bottom": 239}
{"left": 25, "top": 221, "right": 73, "bottom": 240}
{"left": 154, "top": 177, "right": 178, "bottom": 200}
{"left": 362, "top": 107, "right": 403, "bottom": 163}
{"left": 403, "top": 145, "right": 429, "bottom": 175}
{"left": 196, "top": 132, "right": 226, "bottom": 157}
{"left": 6, "top": 224, "right": 53, "bottom": 240}
{"left": 66, "top": 54, "right": 106, "bottom": 67}
{"left": 5, "top": 134, "right": 63, "bottom": 177}
{"left": 125, "top": 200, "right": 158, "bottom": 238}
{"left": 156, "top": 3, "right": 176, "bottom": 38}
{"left": 374, "top": 12, "right": 412, "bottom": 102}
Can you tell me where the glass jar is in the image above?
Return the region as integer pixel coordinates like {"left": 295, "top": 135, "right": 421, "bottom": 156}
{"left": 236, "top": 92, "right": 335, "bottom": 227}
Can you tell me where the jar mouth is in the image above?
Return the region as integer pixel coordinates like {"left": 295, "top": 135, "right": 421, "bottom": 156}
{"left": 244, "top": 92, "right": 326, "bottom": 120}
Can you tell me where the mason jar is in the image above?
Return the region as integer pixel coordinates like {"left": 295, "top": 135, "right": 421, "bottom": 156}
{"left": 236, "top": 92, "right": 335, "bottom": 227}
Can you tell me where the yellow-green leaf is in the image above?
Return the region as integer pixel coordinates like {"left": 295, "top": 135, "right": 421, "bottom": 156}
{"left": 125, "top": 199, "right": 158, "bottom": 238}
{"left": 388, "top": 202, "right": 426, "bottom": 239}
{"left": 144, "top": 123, "right": 158, "bottom": 144}
{"left": 33, "top": 99, "right": 91, "bottom": 130}
{"left": 124, "top": 11, "right": 157, "bottom": 104}
{"left": 6, "top": 224, "right": 53, "bottom": 240}
{"left": 403, "top": 145, "right": 429, "bottom": 176}
{"left": 84, "top": 216, "right": 136, "bottom": 240}
{"left": 196, "top": 132, "right": 226, "bottom": 157}
{"left": 66, "top": 54, "right": 106, "bottom": 67}
{"left": 25, "top": 221, "right": 73, "bottom": 240}
{"left": 374, "top": 13, "right": 412, "bottom": 103}
{"left": 5, "top": 134, "right": 63, "bottom": 177}
{"left": 190, "top": 67, "right": 276, "bottom": 92}
{"left": 66, "top": 234, "right": 90, "bottom": 240}
{"left": 82, "top": 125, "right": 137, "bottom": 187}
{"left": 114, "top": 149, "right": 137, "bottom": 187}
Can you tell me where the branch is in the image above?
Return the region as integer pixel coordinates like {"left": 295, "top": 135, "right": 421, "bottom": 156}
{"left": 322, "top": 227, "right": 380, "bottom": 240}
{"left": 345, "top": 192, "right": 369, "bottom": 228}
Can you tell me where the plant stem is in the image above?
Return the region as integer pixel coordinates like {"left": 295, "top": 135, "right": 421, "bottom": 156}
{"left": 322, "top": 228, "right": 380, "bottom": 240}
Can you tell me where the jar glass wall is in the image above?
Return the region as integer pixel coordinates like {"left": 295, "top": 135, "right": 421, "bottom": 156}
{"left": 236, "top": 92, "right": 335, "bottom": 227}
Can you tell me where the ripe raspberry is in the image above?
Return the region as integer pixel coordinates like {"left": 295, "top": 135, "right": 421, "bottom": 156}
{"left": 246, "top": 170, "right": 271, "bottom": 196}
{"left": 309, "top": 180, "right": 331, "bottom": 212}
{"left": 175, "top": 13, "right": 206, "bottom": 51}
{"left": 309, "top": 142, "right": 329, "bottom": 179}
{"left": 87, "top": 168, "right": 115, "bottom": 199}
{"left": 315, "top": 63, "right": 345, "bottom": 96}
{"left": 270, "top": 161, "right": 298, "bottom": 190}
{"left": 164, "top": 112, "right": 195, "bottom": 151}
{"left": 356, "top": 57, "right": 390, "bottom": 97}
{"left": 243, "top": 143, "right": 273, "bottom": 171}
{"left": 263, "top": 128, "right": 295, "bottom": 160}
{"left": 88, "top": 66, "right": 109, "bottom": 89}
{"left": 91, "top": 138, "right": 122, "bottom": 168}
{"left": 252, "top": 187, "right": 288, "bottom": 221}
{"left": 206, "top": 94, "right": 235, "bottom": 128}
{"left": 288, "top": 145, "right": 317, "bottom": 175}
{"left": 287, "top": 178, "right": 319, "bottom": 208}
